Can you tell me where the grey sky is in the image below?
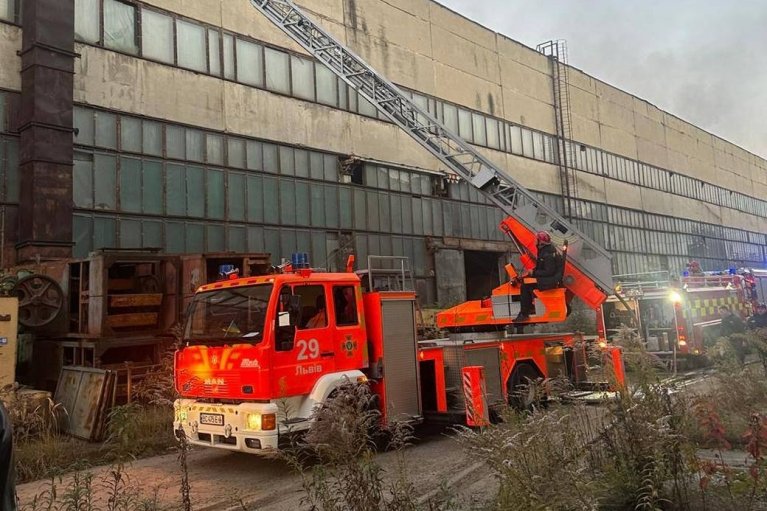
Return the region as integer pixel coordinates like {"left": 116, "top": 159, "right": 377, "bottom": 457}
{"left": 437, "top": 0, "right": 767, "bottom": 159}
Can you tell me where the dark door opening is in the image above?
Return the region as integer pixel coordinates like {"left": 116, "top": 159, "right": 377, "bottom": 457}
{"left": 464, "top": 250, "right": 502, "bottom": 300}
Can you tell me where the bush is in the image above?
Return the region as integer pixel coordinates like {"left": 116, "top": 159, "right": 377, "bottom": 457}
{"left": 277, "top": 382, "right": 453, "bottom": 511}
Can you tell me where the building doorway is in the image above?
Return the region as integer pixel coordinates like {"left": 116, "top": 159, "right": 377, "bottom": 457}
{"left": 464, "top": 250, "right": 503, "bottom": 300}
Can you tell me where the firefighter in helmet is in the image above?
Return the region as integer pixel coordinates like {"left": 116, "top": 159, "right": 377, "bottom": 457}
{"left": 515, "top": 231, "right": 562, "bottom": 322}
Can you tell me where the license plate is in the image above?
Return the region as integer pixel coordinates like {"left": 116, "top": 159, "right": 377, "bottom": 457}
{"left": 199, "top": 413, "right": 224, "bottom": 426}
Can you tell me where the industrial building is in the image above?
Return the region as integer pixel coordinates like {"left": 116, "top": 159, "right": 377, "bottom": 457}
{"left": 0, "top": 0, "right": 765, "bottom": 307}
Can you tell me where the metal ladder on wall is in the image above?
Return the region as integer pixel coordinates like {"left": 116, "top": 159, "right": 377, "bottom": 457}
{"left": 249, "top": 0, "right": 614, "bottom": 295}
{"left": 536, "top": 40, "right": 577, "bottom": 222}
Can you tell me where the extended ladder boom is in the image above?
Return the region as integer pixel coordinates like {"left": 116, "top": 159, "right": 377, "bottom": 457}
{"left": 250, "top": 0, "right": 614, "bottom": 304}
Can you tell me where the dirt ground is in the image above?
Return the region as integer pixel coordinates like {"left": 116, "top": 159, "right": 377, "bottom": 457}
{"left": 16, "top": 426, "right": 494, "bottom": 510}
{"left": 15, "top": 366, "right": 731, "bottom": 510}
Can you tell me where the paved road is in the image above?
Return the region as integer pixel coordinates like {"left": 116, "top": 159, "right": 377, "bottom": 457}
{"left": 17, "top": 426, "right": 492, "bottom": 510}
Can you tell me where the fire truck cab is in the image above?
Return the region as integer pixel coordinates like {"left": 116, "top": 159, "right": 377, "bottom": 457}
{"left": 597, "top": 270, "right": 754, "bottom": 364}
{"left": 174, "top": 258, "right": 422, "bottom": 452}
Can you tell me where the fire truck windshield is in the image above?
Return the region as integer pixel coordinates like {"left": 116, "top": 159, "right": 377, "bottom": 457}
{"left": 184, "top": 284, "right": 273, "bottom": 344}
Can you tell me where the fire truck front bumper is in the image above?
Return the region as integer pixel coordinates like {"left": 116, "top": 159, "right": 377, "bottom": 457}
{"left": 173, "top": 399, "right": 280, "bottom": 452}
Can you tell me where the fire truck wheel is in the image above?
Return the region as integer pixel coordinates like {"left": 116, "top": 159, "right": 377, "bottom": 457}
{"left": 507, "top": 363, "right": 542, "bottom": 411}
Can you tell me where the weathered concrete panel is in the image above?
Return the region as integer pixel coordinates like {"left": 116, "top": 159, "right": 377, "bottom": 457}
{"left": 636, "top": 138, "right": 669, "bottom": 169}
{"left": 344, "top": 29, "right": 436, "bottom": 93}
{"left": 640, "top": 188, "right": 674, "bottom": 217}
{"left": 500, "top": 88, "right": 555, "bottom": 134}
{"left": 223, "top": 81, "right": 438, "bottom": 171}
{"left": 595, "top": 80, "right": 634, "bottom": 111}
{"left": 574, "top": 172, "right": 607, "bottom": 203}
{"left": 496, "top": 36, "right": 550, "bottom": 76}
{"left": 343, "top": 0, "right": 432, "bottom": 58}
{"left": 498, "top": 56, "right": 552, "bottom": 106}
{"left": 634, "top": 113, "right": 665, "bottom": 145}
{"left": 0, "top": 24, "right": 21, "bottom": 91}
{"left": 599, "top": 99, "right": 634, "bottom": 133}
{"left": 489, "top": 151, "right": 560, "bottom": 196}
{"left": 433, "top": 61, "right": 503, "bottom": 116}
{"left": 430, "top": 25, "right": 500, "bottom": 85}
{"left": 75, "top": 46, "right": 226, "bottom": 131}
{"left": 599, "top": 124, "right": 638, "bottom": 159}
{"left": 604, "top": 180, "right": 643, "bottom": 211}
{"left": 566, "top": 68, "right": 597, "bottom": 96}
{"left": 428, "top": 2, "right": 496, "bottom": 51}
{"left": 570, "top": 114, "right": 601, "bottom": 147}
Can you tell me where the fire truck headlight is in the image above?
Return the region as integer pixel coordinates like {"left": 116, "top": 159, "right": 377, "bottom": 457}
{"left": 245, "top": 413, "right": 276, "bottom": 431}
{"left": 246, "top": 413, "right": 262, "bottom": 431}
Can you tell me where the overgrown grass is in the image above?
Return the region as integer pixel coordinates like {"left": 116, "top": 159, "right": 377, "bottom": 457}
{"left": 13, "top": 402, "right": 174, "bottom": 484}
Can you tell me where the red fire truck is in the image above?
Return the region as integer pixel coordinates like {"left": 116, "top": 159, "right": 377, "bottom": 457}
{"left": 173, "top": 250, "right": 624, "bottom": 452}
{"left": 596, "top": 270, "right": 754, "bottom": 364}
{"left": 171, "top": 0, "right": 626, "bottom": 453}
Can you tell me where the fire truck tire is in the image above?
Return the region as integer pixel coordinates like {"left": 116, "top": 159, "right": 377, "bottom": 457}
{"left": 507, "top": 362, "right": 543, "bottom": 410}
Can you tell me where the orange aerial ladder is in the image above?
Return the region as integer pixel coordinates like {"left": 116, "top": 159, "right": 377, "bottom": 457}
{"left": 249, "top": 0, "right": 614, "bottom": 328}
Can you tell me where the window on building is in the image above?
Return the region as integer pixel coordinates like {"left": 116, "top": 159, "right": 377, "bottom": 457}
{"left": 458, "top": 108, "right": 472, "bottom": 141}
{"left": 75, "top": 0, "right": 100, "bottom": 43}
{"left": 443, "top": 103, "right": 458, "bottom": 134}
{"left": 74, "top": 107, "right": 95, "bottom": 146}
{"left": 315, "top": 63, "right": 337, "bottom": 107}
{"left": 471, "top": 113, "right": 487, "bottom": 147}
{"left": 0, "top": 0, "right": 22, "bottom": 23}
{"left": 120, "top": 116, "right": 142, "bottom": 153}
{"left": 177, "top": 19, "right": 206, "bottom": 72}
{"left": 208, "top": 29, "right": 221, "bottom": 76}
{"left": 223, "top": 33, "right": 235, "bottom": 80}
{"left": 265, "top": 47, "right": 290, "bottom": 94}
{"left": 236, "top": 39, "right": 264, "bottom": 87}
{"left": 206, "top": 134, "right": 224, "bottom": 165}
{"left": 104, "top": 0, "right": 137, "bottom": 54}
{"left": 291, "top": 55, "right": 315, "bottom": 101}
{"left": 521, "top": 128, "right": 534, "bottom": 157}
{"left": 142, "top": 120, "right": 162, "bottom": 156}
{"left": 166, "top": 125, "right": 185, "bottom": 160}
{"left": 141, "top": 9, "right": 173, "bottom": 63}
{"left": 94, "top": 112, "right": 117, "bottom": 149}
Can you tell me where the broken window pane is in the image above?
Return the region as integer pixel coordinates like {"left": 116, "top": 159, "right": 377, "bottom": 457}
{"left": 104, "top": 0, "right": 137, "bottom": 54}
{"left": 75, "top": 0, "right": 100, "bottom": 43}
{"left": 94, "top": 154, "right": 117, "bottom": 210}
